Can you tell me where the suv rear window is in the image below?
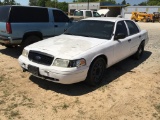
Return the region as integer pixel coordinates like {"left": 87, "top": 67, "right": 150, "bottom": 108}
{"left": 0, "top": 6, "right": 10, "bottom": 22}
{"left": 9, "top": 6, "right": 49, "bottom": 22}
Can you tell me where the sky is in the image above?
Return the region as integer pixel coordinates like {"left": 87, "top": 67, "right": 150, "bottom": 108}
{"left": 4, "top": 0, "right": 147, "bottom": 6}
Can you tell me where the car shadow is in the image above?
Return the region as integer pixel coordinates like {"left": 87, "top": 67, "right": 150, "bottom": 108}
{"left": 29, "top": 51, "right": 152, "bottom": 96}
{"left": 0, "top": 46, "right": 22, "bottom": 58}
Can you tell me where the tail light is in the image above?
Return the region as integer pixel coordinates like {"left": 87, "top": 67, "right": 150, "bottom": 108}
{"left": 6, "top": 22, "right": 12, "bottom": 34}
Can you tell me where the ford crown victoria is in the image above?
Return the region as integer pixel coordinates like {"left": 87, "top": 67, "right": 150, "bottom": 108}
{"left": 18, "top": 17, "right": 149, "bottom": 86}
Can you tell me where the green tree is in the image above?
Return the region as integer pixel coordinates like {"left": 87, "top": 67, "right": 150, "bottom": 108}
{"left": 45, "top": 0, "right": 54, "bottom": 7}
{"left": 143, "top": 0, "right": 160, "bottom": 6}
{"left": 29, "top": 0, "right": 38, "bottom": 6}
{"left": 37, "top": 0, "right": 46, "bottom": 6}
{"left": 57, "top": 2, "right": 68, "bottom": 12}
{"left": 107, "top": 0, "right": 116, "bottom": 4}
{"left": 3, "top": 0, "right": 18, "bottom": 5}
{"left": 121, "top": 0, "right": 126, "bottom": 5}
{"left": 0, "top": 0, "right": 2, "bottom": 5}
{"left": 73, "top": 0, "right": 115, "bottom": 3}
{"left": 45, "top": 0, "right": 58, "bottom": 7}
{"left": 138, "top": 2, "right": 147, "bottom": 6}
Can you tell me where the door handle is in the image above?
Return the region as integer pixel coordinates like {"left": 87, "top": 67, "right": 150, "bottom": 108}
{"left": 128, "top": 39, "right": 131, "bottom": 42}
{"left": 139, "top": 35, "right": 141, "bottom": 38}
{"left": 54, "top": 25, "right": 58, "bottom": 27}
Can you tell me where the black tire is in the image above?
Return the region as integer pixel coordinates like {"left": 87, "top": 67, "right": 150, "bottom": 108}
{"left": 5, "top": 45, "right": 18, "bottom": 48}
{"left": 5, "top": 45, "right": 14, "bottom": 48}
{"left": 134, "top": 42, "right": 145, "bottom": 60}
{"left": 21, "top": 35, "right": 40, "bottom": 48}
{"left": 85, "top": 58, "right": 106, "bottom": 86}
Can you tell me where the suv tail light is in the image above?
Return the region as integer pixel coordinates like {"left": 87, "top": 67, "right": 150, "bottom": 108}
{"left": 6, "top": 22, "right": 12, "bottom": 34}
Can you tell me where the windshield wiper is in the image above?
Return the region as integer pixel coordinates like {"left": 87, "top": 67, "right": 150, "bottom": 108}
{"left": 64, "top": 33, "right": 72, "bottom": 35}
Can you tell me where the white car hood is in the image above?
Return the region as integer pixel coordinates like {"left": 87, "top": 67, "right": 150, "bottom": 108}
{"left": 27, "top": 34, "right": 107, "bottom": 59}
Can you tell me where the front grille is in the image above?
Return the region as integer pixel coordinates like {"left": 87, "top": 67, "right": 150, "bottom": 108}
{"left": 28, "top": 50, "right": 54, "bottom": 66}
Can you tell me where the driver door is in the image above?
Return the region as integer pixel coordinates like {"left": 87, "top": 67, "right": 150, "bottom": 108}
{"left": 113, "top": 21, "right": 131, "bottom": 63}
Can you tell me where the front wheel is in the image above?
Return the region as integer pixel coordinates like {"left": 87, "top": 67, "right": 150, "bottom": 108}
{"left": 134, "top": 42, "right": 145, "bottom": 60}
{"left": 21, "top": 35, "right": 40, "bottom": 48}
{"left": 85, "top": 58, "right": 106, "bottom": 86}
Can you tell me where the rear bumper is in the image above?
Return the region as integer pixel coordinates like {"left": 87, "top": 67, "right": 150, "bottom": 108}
{"left": 0, "top": 36, "right": 21, "bottom": 45}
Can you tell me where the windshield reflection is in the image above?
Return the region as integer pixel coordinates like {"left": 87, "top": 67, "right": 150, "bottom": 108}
{"left": 64, "top": 20, "right": 114, "bottom": 40}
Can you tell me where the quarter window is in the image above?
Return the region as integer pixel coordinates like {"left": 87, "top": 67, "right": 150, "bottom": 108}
{"left": 125, "top": 20, "right": 140, "bottom": 35}
{"left": 0, "top": 6, "right": 10, "bottom": 22}
{"left": 53, "top": 10, "right": 70, "bottom": 22}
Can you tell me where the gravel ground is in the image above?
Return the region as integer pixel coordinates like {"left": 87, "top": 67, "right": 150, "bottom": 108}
{"left": 0, "top": 22, "right": 160, "bottom": 120}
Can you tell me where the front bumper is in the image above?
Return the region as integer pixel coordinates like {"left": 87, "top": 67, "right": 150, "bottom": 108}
{"left": 18, "top": 55, "right": 89, "bottom": 84}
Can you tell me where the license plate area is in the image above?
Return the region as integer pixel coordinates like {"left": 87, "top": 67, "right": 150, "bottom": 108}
{"left": 28, "top": 65, "right": 39, "bottom": 76}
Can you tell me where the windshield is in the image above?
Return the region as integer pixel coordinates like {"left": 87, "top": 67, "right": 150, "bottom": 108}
{"left": 64, "top": 20, "right": 114, "bottom": 40}
{"left": 74, "top": 11, "right": 83, "bottom": 16}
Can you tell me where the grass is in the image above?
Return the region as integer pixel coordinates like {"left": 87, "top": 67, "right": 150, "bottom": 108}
{"left": 0, "top": 75, "right": 5, "bottom": 82}
{"left": 62, "top": 103, "right": 69, "bottom": 110}
{"left": 0, "top": 100, "right": 5, "bottom": 105}
{"left": 0, "top": 90, "right": 35, "bottom": 119}
{"left": 74, "top": 97, "right": 81, "bottom": 104}
{"left": 3, "top": 90, "right": 10, "bottom": 97}
{"left": 10, "top": 110, "right": 20, "bottom": 118}
{"left": 155, "top": 104, "right": 160, "bottom": 113}
{"left": 153, "top": 104, "right": 160, "bottom": 120}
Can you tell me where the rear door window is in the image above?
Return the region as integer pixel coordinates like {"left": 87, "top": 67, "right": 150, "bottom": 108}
{"left": 85, "top": 11, "right": 92, "bottom": 17}
{"left": 125, "top": 20, "right": 140, "bottom": 35}
{"left": 9, "top": 6, "right": 49, "bottom": 22}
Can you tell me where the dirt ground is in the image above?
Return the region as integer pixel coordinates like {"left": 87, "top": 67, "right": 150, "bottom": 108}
{"left": 0, "top": 22, "right": 160, "bottom": 120}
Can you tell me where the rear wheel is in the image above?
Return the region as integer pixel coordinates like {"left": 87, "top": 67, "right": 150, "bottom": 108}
{"left": 21, "top": 35, "right": 40, "bottom": 48}
{"left": 85, "top": 58, "right": 106, "bottom": 86}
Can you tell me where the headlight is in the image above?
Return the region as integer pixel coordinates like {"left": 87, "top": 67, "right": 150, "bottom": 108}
{"left": 69, "top": 59, "right": 86, "bottom": 67}
{"left": 22, "top": 49, "right": 29, "bottom": 57}
{"left": 53, "top": 58, "right": 86, "bottom": 68}
{"left": 53, "top": 59, "right": 70, "bottom": 67}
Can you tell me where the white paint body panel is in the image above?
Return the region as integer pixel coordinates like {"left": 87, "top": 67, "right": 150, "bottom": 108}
{"left": 18, "top": 18, "right": 149, "bottom": 84}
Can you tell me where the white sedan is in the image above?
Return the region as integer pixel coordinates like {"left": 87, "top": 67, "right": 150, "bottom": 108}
{"left": 18, "top": 17, "right": 149, "bottom": 86}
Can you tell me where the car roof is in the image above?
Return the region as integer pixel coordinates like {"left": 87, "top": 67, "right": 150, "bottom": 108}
{"left": 0, "top": 5, "right": 58, "bottom": 10}
{"left": 82, "top": 17, "right": 129, "bottom": 22}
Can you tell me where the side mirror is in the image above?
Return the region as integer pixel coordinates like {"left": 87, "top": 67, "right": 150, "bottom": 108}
{"left": 114, "top": 33, "right": 126, "bottom": 40}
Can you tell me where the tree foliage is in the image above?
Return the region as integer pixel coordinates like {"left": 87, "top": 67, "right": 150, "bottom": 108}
{"left": 2, "top": 0, "right": 19, "bottom": 5}
{"left": 139, "top": 0, "right": 160, "bottom": 6}
{"left": 121, "top": 0, "right": 126, "bottom": 5}
{"left": 138, "top": 2, "right": 147, "bottom": 6}
{"left": 148, "top": 0, "right": 160, "bottom": 6}
{"left": 29, "top": 0, "right": 38, "bottom": 6}
{"left": 29, "top": 0, "right": 68, "bottom": 12}
{"left": 73, "top": 0, "right": 115, "bottom": 3}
